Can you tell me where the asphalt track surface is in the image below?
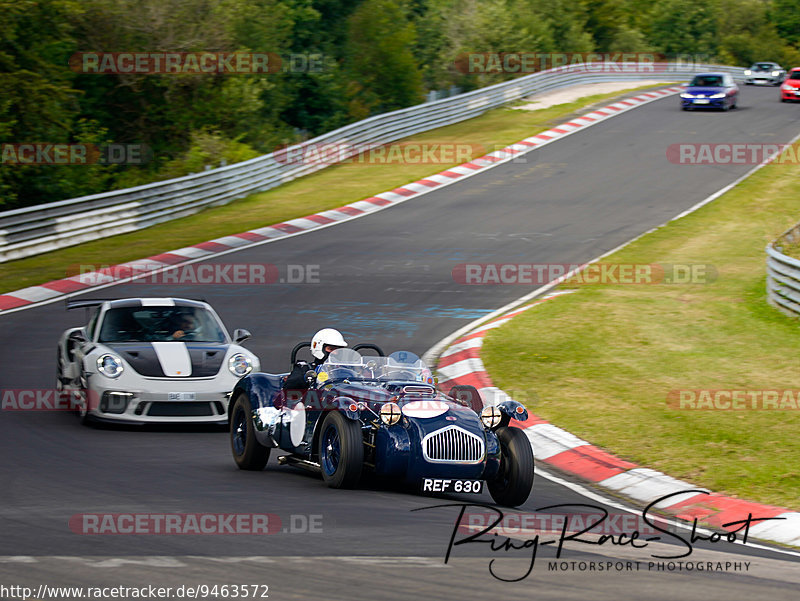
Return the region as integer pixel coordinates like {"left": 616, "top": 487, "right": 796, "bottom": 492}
{"left": 2, "top": 86, "right": 800, "bottom": 600}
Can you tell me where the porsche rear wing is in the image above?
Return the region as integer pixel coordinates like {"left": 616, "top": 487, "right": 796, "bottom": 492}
{"left": 65, "top": 298, "right": 110, "bottom": 310}
{"left": 65, "top": 298, "right": 209, "bottom": 310}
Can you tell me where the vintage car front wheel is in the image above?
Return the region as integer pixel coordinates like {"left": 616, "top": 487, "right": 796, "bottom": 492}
{"left": 318, "top": 411, "right": 363, "bottom": 489}
{"left": 488, "top": 426, "right": 534, "bottom": 507}
{"left": 230, "top": 394, "right": 270, "bottom": 470}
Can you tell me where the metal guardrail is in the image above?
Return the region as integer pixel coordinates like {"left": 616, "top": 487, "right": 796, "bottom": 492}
{"left": 767, "top": 223, "right": 800, "bottom": 317}
{"left": 0, "top": 63, "right": 745, "bottom": 263}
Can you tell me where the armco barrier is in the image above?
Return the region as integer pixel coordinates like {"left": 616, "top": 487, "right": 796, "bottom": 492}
{"left": 767, "top": 222, "right": 800, "bottom": 317}
{"left": 0, "top": 63, "right": 744, "bottom": 263}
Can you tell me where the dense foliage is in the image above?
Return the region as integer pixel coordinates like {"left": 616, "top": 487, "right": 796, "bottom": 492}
{"left": 2, "top": 0, "right": 799, "bottom": 209}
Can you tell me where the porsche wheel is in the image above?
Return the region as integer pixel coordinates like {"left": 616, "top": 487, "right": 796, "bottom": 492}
{"left": 488, "top": 426, "right": 534, "bottom": 507}
{"left": 449, "top": 384, "right": 484, "bottom": 413}
{"left": 230, "top": 394, "right": 270, "bottom": 470}
{"left": 318, "top": 411, "right": 363, "bottom": 489}
{"left": 73, "top": 369, "right": 94, "bottom": 426}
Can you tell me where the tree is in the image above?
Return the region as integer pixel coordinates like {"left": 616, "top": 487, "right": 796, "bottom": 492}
{"left": 344, "top": 0, "right": 424, "bottom": 118}
{"left": 0, "top": 0, "right": 86, "bottom": 209}
{"left": 647, "top": 0, "right": 719, "bottom": 57}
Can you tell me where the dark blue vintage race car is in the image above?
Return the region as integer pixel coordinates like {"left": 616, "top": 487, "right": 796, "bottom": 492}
{"left": 228, "top": 346, "right": 534, "bottom": 506}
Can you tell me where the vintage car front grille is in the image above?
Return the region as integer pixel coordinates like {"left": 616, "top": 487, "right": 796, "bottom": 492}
{"left": 422, "top": 426, "right": 484, "bottom": 464}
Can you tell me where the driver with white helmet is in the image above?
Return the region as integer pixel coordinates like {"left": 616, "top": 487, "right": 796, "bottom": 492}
{"left": 282, "top": 328, "right": 348, "bottom": 390}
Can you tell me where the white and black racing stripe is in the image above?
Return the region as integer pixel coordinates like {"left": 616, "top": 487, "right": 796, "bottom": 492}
{"left": 151, "top": 342, "right": 192, "bottom": 376}
{"left": 106, "top": 342, "right": 229, "bottom": 377}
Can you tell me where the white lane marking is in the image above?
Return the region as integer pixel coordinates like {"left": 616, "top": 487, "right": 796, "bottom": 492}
{"left": 523, "top": 424, "right": 589, "bottom": 460}
{"left": 598, "top": 469, "right": 708, "bottom": 507}
{"left": 0, "top": 556, "right": 448, "bottom": 568}
{"left": 748, "top": 513, "right": 800, "bottom": 546}
{"left": 440, "top": 337, "right": 483, "bottom": 358}
{"left": 2, "top": 286, "right": 62, "bottom": 302}
{"left": 437, "top": 358, "right": 486, "bottom": 381}
{"left": 152, "top": 342, "right": 192, "bottom": 376}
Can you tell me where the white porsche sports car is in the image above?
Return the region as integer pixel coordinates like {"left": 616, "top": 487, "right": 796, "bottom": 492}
{"left": 56, "top": 297, "right": 260, "bottom": 425}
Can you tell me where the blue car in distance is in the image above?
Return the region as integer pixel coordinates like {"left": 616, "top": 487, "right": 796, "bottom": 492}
{"left": 228, "top": 346, "right": 534, "bottom": 506}
{"left": 680, "top": 73, "right": 739, "bottom": 111}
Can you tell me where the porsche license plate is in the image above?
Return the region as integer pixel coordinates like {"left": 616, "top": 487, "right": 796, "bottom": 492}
{"left": 168, "top": 392, "right": 196, "bottom": 401}
{"left": 422, "top": 478, "right": 483, "bottom": 494}
{"left": 693, "top": 99, "right": 709, "bottom": 104}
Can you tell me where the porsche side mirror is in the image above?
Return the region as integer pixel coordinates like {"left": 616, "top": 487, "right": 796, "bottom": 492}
{"left": 69, "top": 328, "right": 88, "bottom": 344}
{"left": 233, "top": 328, "right": 251, "bottom": 344}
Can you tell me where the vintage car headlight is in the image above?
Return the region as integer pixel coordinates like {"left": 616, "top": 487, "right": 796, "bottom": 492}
{"left": 709, "top": 93, "right": 725, "bottom": 98}
{"left": 480, "top": 405, "right": 503, "bottom": 428}
{"left": 380, "top": 402, "right": 402, "bottom": 426}
{"left": 228, "top": 353, "right": 253, "bottom": 377}
{"left": 97, "top": 353, "right": 124, "bottom": 378}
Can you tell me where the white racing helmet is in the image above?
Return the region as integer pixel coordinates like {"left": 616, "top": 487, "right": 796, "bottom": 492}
{"left": 310, "top": 328, "right": 348, "bottom": 360}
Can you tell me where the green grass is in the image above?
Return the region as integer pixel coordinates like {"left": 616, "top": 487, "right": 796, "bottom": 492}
{"left": 481, "top": 151, "right": 800, "bottom": 509}
{"left": 0, "top": 84, "right": 660, "bottom": 294}
{"left": 779, "top": 234, "right": 800, "bottom": 259}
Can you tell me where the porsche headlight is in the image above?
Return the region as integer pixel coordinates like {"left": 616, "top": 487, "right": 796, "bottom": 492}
{"left": 680, "top": 93, "right": 694, "bottom": 98}
{"left": 380, "top": 402, "right": 402, "bottom": 426}
{"left": 710, "top": 93, "right": 725, "bottom": 98}
{"left": 744, "top": 70, "right": 751, "bottom": 75}
{"left": 772, "top": 71, "right": 780, "bottom": 76}
{"left": 480, "top": 405, "right": 502, "bottom": 428}
{"left": 228, "top": 353, "right": 253, "bottom": 377}
{"left": 97, "top": 353, "right": 124, "bottom": 378}
{"left": 783, "top": 84, "right": 796, "bottom": 91}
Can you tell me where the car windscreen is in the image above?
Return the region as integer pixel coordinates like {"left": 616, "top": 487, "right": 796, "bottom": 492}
{"left": 319, "top": 349, "right": 434, "bottom": 383}
{"left": 690, "top": 75, "right": 724, "bottom": 87}
{"left": 788, "top": 71, "right": 800, "bottom": 81}
{"left": 98, "top": 306, "right": 227, "bottom": 343}
{"left": 753, "top": 63, "right": 776, "bottom": 71}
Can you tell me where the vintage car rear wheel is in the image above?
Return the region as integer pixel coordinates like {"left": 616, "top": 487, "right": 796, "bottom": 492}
{"left": 230, "top": 394, "right": 270, "bottom": 470}
{"left": 449, "top": 384, "right": 484, "bottom": 413}
{"left": 318, "top": 411, "right": 363, "bottom": 489}
{"left": 488, "top": 426, "right": 534, "bottom": 507}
